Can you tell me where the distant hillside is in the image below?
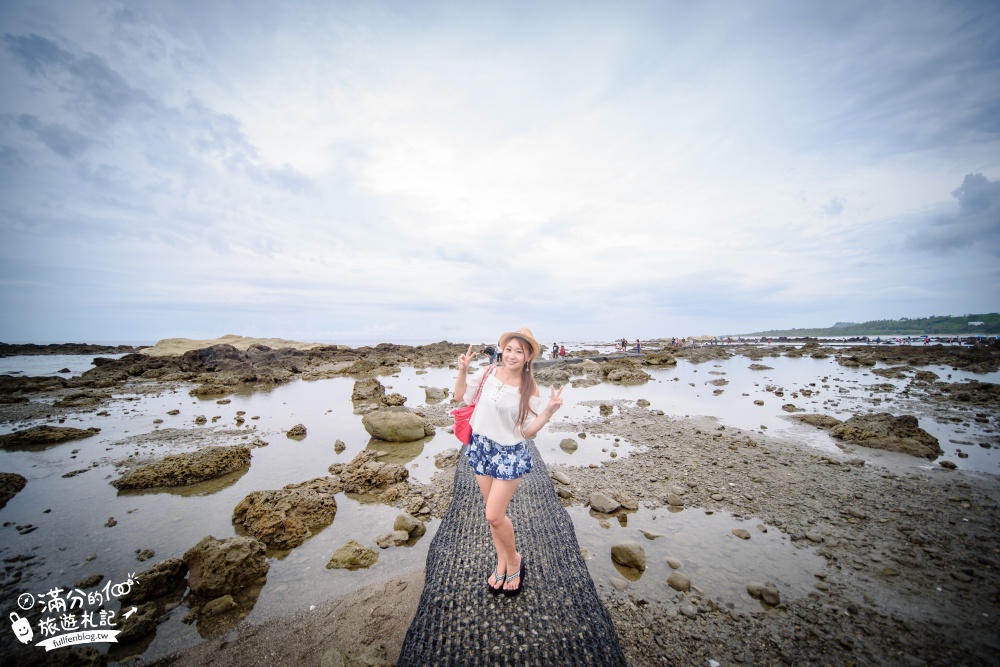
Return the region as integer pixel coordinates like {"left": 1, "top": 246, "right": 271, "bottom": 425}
{"left": 743, "top": 313, "right": 1000, "bottom": 337}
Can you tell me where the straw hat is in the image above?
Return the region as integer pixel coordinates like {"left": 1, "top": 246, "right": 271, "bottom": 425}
{"left": 498, "top": 327, "right": 542, "bottom": 358}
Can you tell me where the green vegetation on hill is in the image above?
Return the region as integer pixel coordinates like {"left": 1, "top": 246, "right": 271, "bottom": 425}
{"left": 743, "top": 313, "right": 1000, "bottom": 337}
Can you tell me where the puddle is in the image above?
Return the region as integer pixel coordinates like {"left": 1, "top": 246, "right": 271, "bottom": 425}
{"left": 569, "top": 505, "right": 826, "bottom": 612}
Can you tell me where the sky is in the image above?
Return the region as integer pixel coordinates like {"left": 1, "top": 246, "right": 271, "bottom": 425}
{"left": 1, "top": 0, "right": 998, "bottom": 345}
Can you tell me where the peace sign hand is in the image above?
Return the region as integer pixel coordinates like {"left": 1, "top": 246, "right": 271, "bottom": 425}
{"left": 544, "top": 385, "right": 565, "bottom": 417}
{"left": 457, "top": 345, "right": 477, "bottom": 372}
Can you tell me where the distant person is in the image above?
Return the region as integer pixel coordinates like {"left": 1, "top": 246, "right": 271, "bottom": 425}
{"left": 635, "top": 339, "right": 641, "bottom": 353}
{"left": 876, "top": 336, "right": 881, "bottom": 345}
{"left": 551, "top": 342, "right": 559, "bottom": 360}
{"left": 482, "top": 344, "right": 497, "bottom": 365}
{"left": 454, "top": 328, "right": 564, "bottom": 596}
{"left": 559, "top": 345, "right": 566, "bottom": 359}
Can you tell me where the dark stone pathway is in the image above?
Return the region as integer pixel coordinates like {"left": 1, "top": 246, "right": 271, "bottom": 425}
{"left": 398, "top": 442, "right": 628, "bottom": 666}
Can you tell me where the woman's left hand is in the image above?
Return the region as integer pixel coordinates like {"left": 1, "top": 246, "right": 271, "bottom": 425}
{"left": 544, "top": 385, "right": 564, "bottom": 417}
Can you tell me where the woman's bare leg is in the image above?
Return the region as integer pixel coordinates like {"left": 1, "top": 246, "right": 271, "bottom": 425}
{"left": 483, "top": 478, "right": 522, "bottom": 591}
{"left": 475, "top": 474, "right": 506, "bottom": 590}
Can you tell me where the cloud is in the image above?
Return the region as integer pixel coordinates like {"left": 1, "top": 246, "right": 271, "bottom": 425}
{"left": 3, "top": 33, "right": 151, "bottom": 125}
{"left": 906, "top": 172, "right": 1000, "bottom": 255}
{"left": 952, "top": 172, "right": 1000, "bottom": 213}
{"left": 0, "top": 145, "right": 25, "bottom": 167}
{"left": 2, "top": 31, "right": 73, "bottom": 74}
{"left": 16, "top": 114, "right": 93, "bottom": 158}
{"left": 822, "top": 197, "right": 846, "bottom": 216}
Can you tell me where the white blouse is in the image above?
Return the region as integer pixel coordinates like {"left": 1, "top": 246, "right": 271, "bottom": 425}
{"left": 464, "top": 367, "right": 543, "bottom": 446}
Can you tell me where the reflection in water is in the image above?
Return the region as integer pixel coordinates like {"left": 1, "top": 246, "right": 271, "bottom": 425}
{"left": 187, "top": 578, "right": 267, "bottom": 638}
{"left": 116, "top": 465, "right": 251, "bottom": 497}
{"left": 365, "top": 436, "right": 429, "bottom": 465}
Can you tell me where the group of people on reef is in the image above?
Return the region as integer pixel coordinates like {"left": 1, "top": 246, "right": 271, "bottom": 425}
{"left": 862, "top": 335, "right": 994, "bottom": 347}
{"left": 614, "top": 338, "right": 642, "bottom": 353}
{"left": 668, "top": 336, "right": 761, "bottom": 348}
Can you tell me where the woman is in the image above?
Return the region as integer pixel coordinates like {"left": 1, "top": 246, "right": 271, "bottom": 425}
{"left": 454, "top": 327, "right": 564, "bottom": 596}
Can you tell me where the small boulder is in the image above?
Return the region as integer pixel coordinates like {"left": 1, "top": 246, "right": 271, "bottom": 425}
{"left": 352, "top": 378, "right": 386, "bottom": 402}
{"left": 326, "top": 540, "right": 378, "bottom": 570}
{"left": 286, "top": 424, "right": 307, "bottom": 438}
{"left": 606, "top": 368, "right": 652, "bottom": 384}
{"left": 0, "top": 426, "right": 100, "bottom": 449}
{"left": 381, "top": 393, "right": 407, "bottom": 407}
{"left": 232, "top": 477, "right": 339, "bottom": 549}
{"left": 559, "top": 438, "right": 579, "bottom": 453}
{"left": 792, "top": 414, "right": 843, "bottom": 429}
{"left": 112, "top": 446, "right": 252, "bottom": 490}
{"left": 116, "top": 602, "right": 159, "bottom": 643}
{"left": 393, "top": 512, "right": 426, "bottom": 538}
{"left": 761, "top": 584, "right": 781, "bottom": 606}
{"left": 589, "top": 492, "right": 621, "bottom": 514}
{"left": 551, "top": 471, "right": 572, "bottom": 485}
{"left": 424, "top": 387, "right": 448, "bottom": 402}
{"left": 830, "top": 413, "right": 941, "bottom": 459}
{"left": 329, "top": 450, "right": 409, "bottom": 497}
{"left": 118, "top": 558, "right": 189, "bottom": 605}
{"left": 183, "top": 535, "right": 269, "bottom": 597}
{"left": 0, "top": 472, "right": 27, "bottom": 510}
{"left": 611, "top": 541, "right": 646, "bottom": 571}
{"left": 375, "top": 531, "right": 411, "bottom": 548}
{"left": 362, "top": 407, "right": 428, "bottom": 442}
{"left": 667, "top": 571, "right": 691, "bottom": 592}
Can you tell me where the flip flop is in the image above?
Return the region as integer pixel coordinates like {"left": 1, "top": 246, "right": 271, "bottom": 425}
{"left": 488, "top": 568, "right": 506, "bottom": 595}
{"left": 502, "top": 558, "right": 525, "bottom": 597}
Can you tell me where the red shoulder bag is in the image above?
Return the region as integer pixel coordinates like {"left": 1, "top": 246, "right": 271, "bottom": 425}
{"left": 450, "top": 366, "right": 495, "bottom": 445}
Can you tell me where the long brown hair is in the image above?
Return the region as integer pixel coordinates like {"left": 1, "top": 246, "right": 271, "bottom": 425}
{"left": 511, "top": 336, "right": 539, "bottom": 430}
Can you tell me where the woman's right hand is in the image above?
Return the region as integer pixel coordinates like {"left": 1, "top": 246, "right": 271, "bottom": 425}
{"left": 457, "top": 345, "right": 477, "bottom": 372}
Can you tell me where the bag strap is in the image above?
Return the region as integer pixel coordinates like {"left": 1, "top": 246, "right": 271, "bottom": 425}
{"left": 470, "top": 365, "right": 495, "bottom": 407}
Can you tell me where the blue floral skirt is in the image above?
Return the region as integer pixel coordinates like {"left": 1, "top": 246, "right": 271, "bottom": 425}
{"left": 467, "top": 432, "right": 533, "bottom": 480}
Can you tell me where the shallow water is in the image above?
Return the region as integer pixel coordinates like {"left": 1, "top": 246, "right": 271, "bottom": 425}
{"left": 541, "top": 355, "right": 999, "bottom": 473}
{"left": 0, "top": 353, "right": 128, "bottom": 378}
{"left": 0, "top": 352, "right": 997, "bottom": 662}
{"left": 571, "top": 505, "right": 826, "bottom": 612}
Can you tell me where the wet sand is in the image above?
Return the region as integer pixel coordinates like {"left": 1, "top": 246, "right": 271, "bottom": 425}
{"left": 144, "top": 570, "right": 424, "bottom": 667}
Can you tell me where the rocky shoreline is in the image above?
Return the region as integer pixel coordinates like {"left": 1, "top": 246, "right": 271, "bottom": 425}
{"left": 0, "top": 342, "right": 144, "bottom": 357}
{"left": 0, "top": 338, "right": 997, "bottom": 666}
{"left": 543, "top": 410, "right": 999, "bottom": 666}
